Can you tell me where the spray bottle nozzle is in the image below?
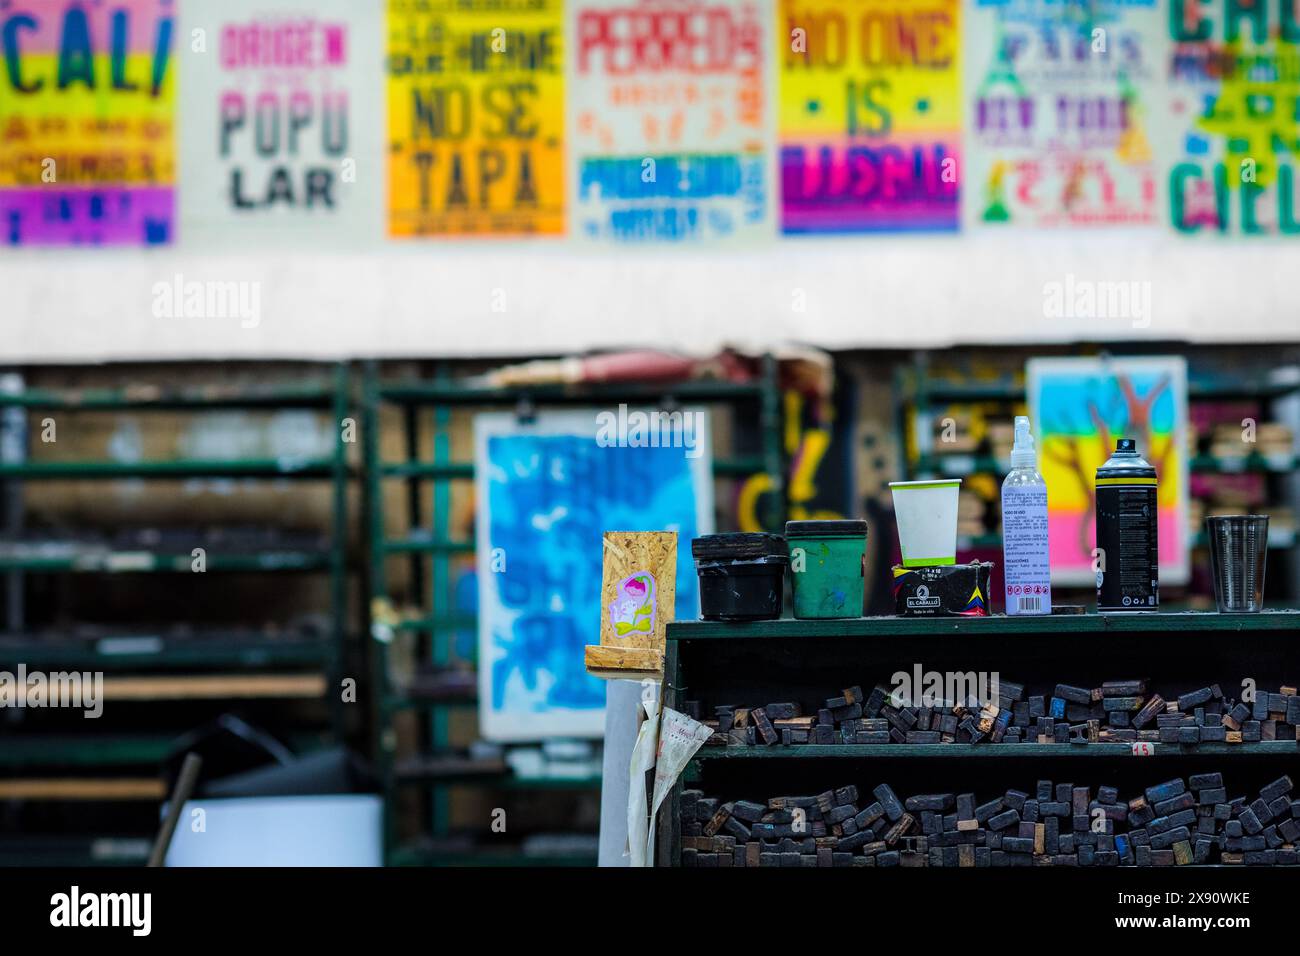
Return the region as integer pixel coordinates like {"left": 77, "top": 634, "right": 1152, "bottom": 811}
{"left": 1011, "top": 415, "right": 1037, "bottom": 469}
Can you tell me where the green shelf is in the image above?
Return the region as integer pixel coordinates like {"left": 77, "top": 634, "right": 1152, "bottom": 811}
{"left": 382, "top": 457, "right": 765, "bottom": 481}
{"left": 0, "top": 459, "right": 334, "bottom": 479}
{"left": 0, "top": 383, "right": 335, "bottom": 410}
{"left": 689, "top": 741, "right": 1299, "bottom": 763}
{"left": 384, "top": 535, "right": 475, "bottom": 555}
{"left": 388, "top": 844, "right": 597, "bottom": 867}
{"left": 0, "top": 549, "right": 331, "bottom": 573}
{"left": 913, "top": 452, "right": 1300, "bottom": 479}
{"left": 0, "top": 635, "right": 334, "bottom": 669}
{"left": 377, "top": 379, "right": 767, "bottom": 405}
{"left": 0, "top": 836, "right": 152, "bottom": 867}
{"left": 0, "top": 735, "right": 176, "bottom": 768}
{"left": 1191, "top": 453, "right": 1300, "bottom": 473}
{"left": 667, "top": 610, "right": 1300, "bottom": 641}
{"left": 913, "top": 376, "right": 1300, "bottom": 404}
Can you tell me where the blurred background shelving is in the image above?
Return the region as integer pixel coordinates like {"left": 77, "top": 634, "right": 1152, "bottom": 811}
{"left": 0, "top": 363, "right": 355, "bottom": 865}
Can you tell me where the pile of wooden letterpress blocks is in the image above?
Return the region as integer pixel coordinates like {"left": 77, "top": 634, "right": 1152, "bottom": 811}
{"left": 678, "top": 774, "right": 1298, "bottom": 866}
{"left": 686, "top": 680, "right": 1299, "bottom": 748}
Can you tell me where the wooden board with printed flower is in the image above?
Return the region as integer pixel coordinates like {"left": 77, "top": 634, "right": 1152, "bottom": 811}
{"left": 585, "top": 531, "right": 678, "bottom": 680}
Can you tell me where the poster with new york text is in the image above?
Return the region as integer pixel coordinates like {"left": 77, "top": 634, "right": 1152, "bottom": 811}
{"left": 966, "top": 0, "right": 1162, "bottom": 228}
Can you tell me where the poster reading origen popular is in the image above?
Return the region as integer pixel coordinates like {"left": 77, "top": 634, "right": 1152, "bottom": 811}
{"left": 387, "top": 0, "right": 565, "bottom": 237}
{"left": 0, "top": 0, "right": 176, "bottom": 245}
{"left": 966, "top": 0, "right": 1161, "bottom": 228}
{"left": 1163, "top": 0, "right": 1300, "bottom": 236}
{"left": 570, "top": 0, "right": 771, "bottom": 243}
{"left": 1027, "top": 357, "right": 1190, "bottom": 588}
{"left": 778, "top": 0, "right": 961, "bottom": 233}
{"left": 179, "top": 0, "right": 382, "bottom": 245}
{"left": 474, "top": 410, "right": 712, "bottom": 741}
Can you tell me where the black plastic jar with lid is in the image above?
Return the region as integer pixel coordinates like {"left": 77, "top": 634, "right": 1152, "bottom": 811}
{"left": 691, "top": 532, "right": 787, "bottom": 621}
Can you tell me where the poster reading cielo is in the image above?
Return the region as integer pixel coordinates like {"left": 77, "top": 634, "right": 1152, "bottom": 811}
{"left": 570, "top": 0, "right": 770, "bottom": 243}
{"left": 965, "top": 0, "right": 1161, "bottom": 228}
{"left": 779, "top": 0, "right": 960, "bottom": 233}
{"left": 0, "top": 0, "right": 176, "bottom": 246}
{"left": 179, "top": 0, "right": 379, "bottom": 244}
{"left": 387, "top": 0, "right": 565, "bottom": 237}
{"left": 1164, "top": 0, "right": 1300, "bottom": 236}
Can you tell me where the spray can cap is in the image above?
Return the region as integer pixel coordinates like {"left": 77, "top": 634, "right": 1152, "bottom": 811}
{"left": 1010, "top": 415, "right": 1037, "bottom": 469}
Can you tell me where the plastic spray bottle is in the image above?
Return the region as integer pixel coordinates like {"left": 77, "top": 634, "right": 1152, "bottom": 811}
{"left": 1001, "top": 416, "right": 1051, "bottom": 615}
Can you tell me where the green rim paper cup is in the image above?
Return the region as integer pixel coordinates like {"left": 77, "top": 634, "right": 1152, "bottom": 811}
{"left": 888, "top": 479, "right": 961, "bottom": 568}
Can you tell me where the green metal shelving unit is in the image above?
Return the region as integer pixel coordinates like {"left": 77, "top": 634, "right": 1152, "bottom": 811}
{"left": 0, "top": 364, "right": 354, "bottom": 864}
{"left": 362, "top": 358, "right": 786, "bottom": 866}
{"left": 659, "top": 611, "right": 1300, "bottom": 867}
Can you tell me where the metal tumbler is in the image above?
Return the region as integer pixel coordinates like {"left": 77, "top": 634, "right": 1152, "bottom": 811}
{"left": 1205, "top": 515, "right": 1269, "bottom": 613}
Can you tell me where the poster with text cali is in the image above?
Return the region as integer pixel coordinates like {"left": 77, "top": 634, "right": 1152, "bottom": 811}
{"left": 178, "top": 0, "right": 382, "bottom": 245}
{"left": 570, "top": 0, "right": 771, "bottom": 243}
{"left": 965, "top": 0, "right": 1163, "bottom": 228}
{"left": 1163, "top": 0, "right": 1300, "bottom": 236}
{"left": 778, "top": 0, "right": 960, "bottom": 233}
{"left": 387, "top": 0, "right": 564, "bottom": 237}
{"left": 0, "top": 0, "right": 176, "bottom": 246}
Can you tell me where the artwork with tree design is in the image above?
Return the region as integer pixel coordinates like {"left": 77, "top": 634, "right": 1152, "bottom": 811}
{"left": 1027, "top": 357, "right": 1189, "bottom": 587}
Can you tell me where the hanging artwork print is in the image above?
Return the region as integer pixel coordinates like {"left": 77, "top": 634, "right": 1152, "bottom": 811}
{"left": 0, "top": 0, "right": 176, "bottom": 245}
{"left": 570, "top": 0, "right": 770, "bottom": 242}
{"left": 178, "top": 0, "right": 380, "bottom": 244}
{"left": 1027, "top": 357, "right": 1190, "bottom": 588}
{"left": 474, "top": 410, "right": 712, "bottom": 740}
{"left": 778, "top": 0, "right": 961, "bottom": 233}
{"left": 1163, "top": 0, "right": 1300, "bottom": 235}
{"left": 387, "top": 0, "right": 565, "bottom": 237}
{"left": 966, "top": 0, "right": 1161, "bottom": 227}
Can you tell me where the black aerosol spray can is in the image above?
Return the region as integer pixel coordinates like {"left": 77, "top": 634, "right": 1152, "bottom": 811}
{"left": 1095, "top": 438, "right": 1159, "bottom": 612}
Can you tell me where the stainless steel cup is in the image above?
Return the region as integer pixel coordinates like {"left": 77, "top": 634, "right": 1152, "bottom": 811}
{"left": 1205, "top": 515, "right": 1269, "bottom": 612}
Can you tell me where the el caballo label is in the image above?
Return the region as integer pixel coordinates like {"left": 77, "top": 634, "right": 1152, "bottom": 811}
{"left": 571, "top": 0, "right": 769, "bottom": 243}
{"left": 778, "top": 0, "right": 961, "bottom": 233}
{"left": 0, "top": 0, "right": 176, "bottom": 245}
{"left": 386, "top": 0, "right": 565, "bottom": 237}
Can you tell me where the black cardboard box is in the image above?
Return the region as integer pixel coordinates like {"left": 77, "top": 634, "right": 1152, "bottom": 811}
{"left": 891, "top": 562, "right": 994, "bottom": 617}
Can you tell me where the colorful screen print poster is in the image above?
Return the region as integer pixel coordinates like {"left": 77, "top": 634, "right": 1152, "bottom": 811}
{"left": 570, "top": 0, "right": 770, "bottom": 243}
{"left": 474, "top": 410, "right": 712, "bottom": 740}
{"left": 0, "top": 0, "right": 176, "bottom": 245}
{"left": 1027, "top": 357, "right": 1190, "bottom": 588}
{"left": 1164, "top": 0, "right": 1300, "bottom": 235}
{"left": 966, "top": 0, "right": 1161, "bottom": 227}
{"left": 387, "top": 0, "right": 564, "bottom": 237}
{"left": 778, "top": 0, "right": 960, "bottom": 233}
{"left": 178, "top": 0, "right": 381, "bottom": 244}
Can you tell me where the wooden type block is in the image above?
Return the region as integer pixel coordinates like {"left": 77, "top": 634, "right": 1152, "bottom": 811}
{"left": 751, "top": 707, "right": 779, "bottom": 745}
{"left": 1177, "top": 687, "right": 1214, "bottom": 711}
{"left": 873, "top": 784, "right": 905, "bottom": 821}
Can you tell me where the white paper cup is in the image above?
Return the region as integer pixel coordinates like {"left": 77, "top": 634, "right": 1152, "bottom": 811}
{"left": 889, "top": 479, "right": 961, "bottom": 568}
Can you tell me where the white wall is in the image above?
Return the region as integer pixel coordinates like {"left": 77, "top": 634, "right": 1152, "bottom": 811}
{"left": 5, "top": 233, "right": 1296, "bottom": 364}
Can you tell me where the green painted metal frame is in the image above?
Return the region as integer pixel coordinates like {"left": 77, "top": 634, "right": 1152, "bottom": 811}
{"left": 362, "top": 356, "right": 787, "bottom": 865}
{"left": 0, "top": 364, "right": 355, "bottom": 864}
{"left": 0, "top": 364, "right": 352, "bottom": 728}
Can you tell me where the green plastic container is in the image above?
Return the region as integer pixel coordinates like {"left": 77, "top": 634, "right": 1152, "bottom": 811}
{"left": 785, "top": 520, "right": 869, "bottom": 619}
